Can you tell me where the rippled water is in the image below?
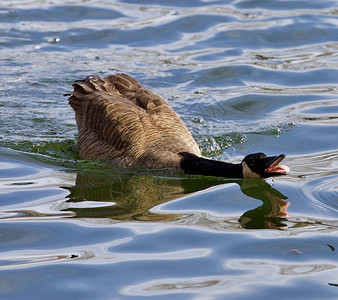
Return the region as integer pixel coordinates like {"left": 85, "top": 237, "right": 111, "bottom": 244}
{"left": 0, "top": 0, "right": 337, "bottom": 299}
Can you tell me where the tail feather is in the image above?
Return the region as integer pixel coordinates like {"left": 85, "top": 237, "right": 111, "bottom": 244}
{"left": 67, "top": 73, "right": 138, "bottom": 129}
{"left": 67, "top": 73, "right": 137, "bottom": 112}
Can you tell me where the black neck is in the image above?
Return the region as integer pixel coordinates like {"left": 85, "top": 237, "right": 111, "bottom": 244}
{"left": 180, "top": 152, "right": 243, "bottom": 179}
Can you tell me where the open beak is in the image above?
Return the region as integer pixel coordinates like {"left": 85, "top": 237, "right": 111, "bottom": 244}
{"left": 263, "top": 154, "right": 289, "bottom": 176}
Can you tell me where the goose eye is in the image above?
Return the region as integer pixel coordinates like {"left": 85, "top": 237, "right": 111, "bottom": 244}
{"left": 247, "top": 157, "right": 255, "bottom": 166}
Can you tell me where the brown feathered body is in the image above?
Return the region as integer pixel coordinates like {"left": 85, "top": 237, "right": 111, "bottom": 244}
{"left": 68, "top": 73, "right": 201, "bottom": 169}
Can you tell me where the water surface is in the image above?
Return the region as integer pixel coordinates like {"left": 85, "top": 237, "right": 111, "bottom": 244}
{"left": 0, "top": 0, "right": 337, "bottom": 299}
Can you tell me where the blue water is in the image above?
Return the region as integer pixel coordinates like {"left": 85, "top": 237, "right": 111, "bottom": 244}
{"left": 0, "top": 0, "right": 337, "bottom": 299}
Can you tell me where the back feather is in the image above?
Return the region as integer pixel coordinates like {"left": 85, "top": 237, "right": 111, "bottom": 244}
{"left": 68, "top": 73, "right": 201, "bottom": 169}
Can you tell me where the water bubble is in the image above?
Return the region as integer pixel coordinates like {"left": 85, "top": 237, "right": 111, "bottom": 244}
{"left": 194, "top": 90, "right": 204, "bottom": 95}
{"left": 167, "top": 95, "right": 179, "bottom": 101}
{"left": 192, "top": 117, "right": 204, "bottom": 124}
{"left": 46, "top": 37, "right": 60, "bottom": 43}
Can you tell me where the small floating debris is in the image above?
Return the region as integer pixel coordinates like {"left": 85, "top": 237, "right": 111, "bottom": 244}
{"left": 9, "top": 182, "right": 35, "bottom": 186}
{"left": 327, "top": 244, "right": 335, "bottom": 252}
{"left": 289, "top": 249, "right": 303, "bottom": 255}
{"left": 255, "top": 54, "right": 274, "bottom": 60}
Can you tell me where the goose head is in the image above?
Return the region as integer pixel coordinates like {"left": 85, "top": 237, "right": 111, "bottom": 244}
{"left": 241, "top": 153, "right": 289, "bottom": 179}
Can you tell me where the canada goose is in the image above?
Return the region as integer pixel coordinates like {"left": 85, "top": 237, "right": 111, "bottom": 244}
{"left": 68, "top": 73, "right": 289, "bottom": 179}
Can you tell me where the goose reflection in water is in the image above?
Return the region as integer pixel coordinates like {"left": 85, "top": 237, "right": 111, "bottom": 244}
{"left": 63, "top": 172, "right": 289, "bottom": 229}
{"left": 238, "top": 179, "right": 289, "bottom": 229}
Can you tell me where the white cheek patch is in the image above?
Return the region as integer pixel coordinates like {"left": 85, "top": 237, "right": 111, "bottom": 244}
{"left": 242, "top": 162, "right": 262, "bottom": 179}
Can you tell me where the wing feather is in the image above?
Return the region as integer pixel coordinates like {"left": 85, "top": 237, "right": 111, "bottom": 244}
{"left": 68, "top": 74, "right": 201, "bottom": 168}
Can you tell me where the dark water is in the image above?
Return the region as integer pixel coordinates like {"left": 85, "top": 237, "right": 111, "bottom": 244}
{"left": 0, "top": 0, "right": 337, "bottom": 299}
